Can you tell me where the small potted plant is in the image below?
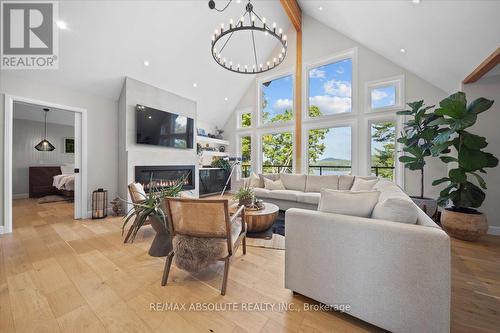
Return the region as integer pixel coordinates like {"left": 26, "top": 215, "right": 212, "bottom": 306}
{"left": 430, "top": 92, "right": 498, "bottom": 241}
{"left": 233, "top": 183, "right": 255, "bottom": 207}
{"left": 397, "top": 100, "right": 442, "bottom": 217}
{"left": 122, "top": 175, "right": 185, "bottom": 256}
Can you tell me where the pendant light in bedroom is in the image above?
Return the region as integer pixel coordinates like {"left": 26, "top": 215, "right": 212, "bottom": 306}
{"left": 34, "top": 108, "right": 56, "bottom": 151}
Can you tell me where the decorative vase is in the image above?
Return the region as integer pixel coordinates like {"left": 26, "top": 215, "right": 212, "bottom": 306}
{"left": 410, "top": 196, "right": 438, "bottom": 218}
{"left": 441, "top": 208, "right": 488, "bottom": 241}
{"left": 148, "top": 214, "right": 173, "bottom": 257}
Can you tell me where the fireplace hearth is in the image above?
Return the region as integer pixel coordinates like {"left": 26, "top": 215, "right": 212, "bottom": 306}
{"left": 135, "top": 165, "right": 195, "bottom": 192}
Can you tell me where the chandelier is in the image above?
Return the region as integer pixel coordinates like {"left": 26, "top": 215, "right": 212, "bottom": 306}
{"left": 209, "top": 0, "right": 288, "bottom": 74}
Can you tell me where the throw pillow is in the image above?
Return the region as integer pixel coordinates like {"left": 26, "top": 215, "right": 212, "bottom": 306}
{"left": 248, "top": 173, "right": 262, "bottom": 188}
{"left": 372, "top": 197, "right": 418, "bottom": 224}
{"left": 264, "top": 178, "right": 286, "bottom": 190}
{"left": 351, "top": 177, "right": 378, "bottom": 191}
{"left": 318, "top": 189, "right": 380, "bottom": 218}
{"left": 338, "top": 175, "right": 355, "bottom": 190}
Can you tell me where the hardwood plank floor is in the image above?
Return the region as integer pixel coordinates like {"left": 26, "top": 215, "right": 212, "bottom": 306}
{"left": 1, "top": 198, "right": 499, "bottom": 332}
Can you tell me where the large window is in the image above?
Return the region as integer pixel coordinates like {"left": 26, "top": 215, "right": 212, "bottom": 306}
{"left": 240, "top": 135, "right": 252, "bottom": 178}
{"left": 308, "top": 58, "right": 352, "bottom": 117}
{"left": 262, "top": 131, "right": 293, "bottom": 174}
{"left": 370, "top": 121, "right": 396, "bottom": 180}
{"left": 260, "top": 74, "right": 294, "bottom": 125}
{"left": 308, "top": 126, "right": 352, "bottom": 175}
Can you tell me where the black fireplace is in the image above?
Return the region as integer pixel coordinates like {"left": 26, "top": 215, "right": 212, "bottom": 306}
{"left": 135, "top": 165, "right": 195, "bottom": 192}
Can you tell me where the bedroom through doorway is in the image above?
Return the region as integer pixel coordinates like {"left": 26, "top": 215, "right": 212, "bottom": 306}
{"left": 6, "top": 99, "right": 85, "bottom": 233}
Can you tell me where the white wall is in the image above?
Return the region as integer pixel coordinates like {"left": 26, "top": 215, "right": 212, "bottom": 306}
{"left": 1, "top": 73, "right": 118, "bottom": 226}
{"left": 224, "top": 15, "right": 448, "bottom": 199}
{"left": 118, "top": 77, "right": 199, "bottom": 204}
{"left": 462, "top": 75, "right": 500, "bottom": 229}
{"left": 12, "top": 118, "right": 74, "bottom": 197}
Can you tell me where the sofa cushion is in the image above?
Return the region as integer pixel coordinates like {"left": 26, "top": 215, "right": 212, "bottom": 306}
{"left": 318, "top": 189, "right": 380, "bottom": 218}
{"left": 247, "top": 173, "right": 262, "bottom": 188}
{"left": 297, "top": 192, "right": 321, "bottom": 205}
{"left": 263, "top": 178, "right": 286, "bottom": 190}
{"left": 338, "top": 175, "right": 355, "bottom": 190}
{"left": 253, "top": 188, "right": 271, "bottom": 198}
{"left": 280, "top": 173, "right": 307, "bottom": 191}
{"left": 305, "top": 175, "right": 339, "bottom": 192}
{"left": 259, "top": 173, "right": 280, "bottom": 183}
{"left": 351, "top": 177, "right": 378, "bottom": 191}
{"left": 372, "top": 197, "right": 418, "bottom": 224}
{"left": 267, "top": 190, "right": 302, "bottom": 202}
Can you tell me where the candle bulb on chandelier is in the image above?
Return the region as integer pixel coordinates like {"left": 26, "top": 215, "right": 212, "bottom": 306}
{"left": 272, "top": 22, "right": 276, "bottom": 32}
{"left": 251, "top": 15, "right": 255, "bottom": 26}
{"left": 229, "top": 18, "right": 233, "bottom": 28}
{"left": 262, "top": 17, "right": 266, "bottom": 28}
{"left": 220, "top": 23, "right": 224, "bottom": 32}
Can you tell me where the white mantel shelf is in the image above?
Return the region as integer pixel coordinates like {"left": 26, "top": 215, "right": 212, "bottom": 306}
{"left": 196, "top": 136, "right": 230, "bottom": 146}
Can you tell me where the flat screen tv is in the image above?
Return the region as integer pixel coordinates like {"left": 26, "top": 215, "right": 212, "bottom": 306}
{"left": 136, "top": 104, "right": 194, "bottom": 149}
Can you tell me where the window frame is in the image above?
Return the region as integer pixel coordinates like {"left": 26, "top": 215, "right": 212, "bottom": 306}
{"left": 364, "top": 114, "right": 404, "bottom": 187}
{"left": 257, "top": 126, "right": 296, "bottom": 174}
{"left": 302, "top": 118, "right": 358, "bottom": 176}
{"left": 365, "top": 75, "right": 405, "bottom": 113}
{"left": 235, "top": 131, "right": 254, "bottom": 180}
{"left": 236, "top": 107, "right": 253, "bottom": 130}
{"left": 303, "top": 48, "right": 358, "bottom": 123}
{"left": 257, "top": 69, "right": 296, "bottom": 128}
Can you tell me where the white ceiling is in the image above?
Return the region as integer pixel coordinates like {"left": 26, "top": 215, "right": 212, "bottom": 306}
{"left": 4, "top": 1, "right": 499, "bottom": 127}
{"left": 3, "top": 0, "right": 290, "bottom": 126}
{"left": 300, "top": 0, "right": 500, "bottom": 93}
{"left": 13, "top": 101, "right": 75, "bottom": 126}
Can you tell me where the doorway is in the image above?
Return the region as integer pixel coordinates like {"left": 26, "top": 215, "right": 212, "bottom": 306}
{"left": 3, "top": 95, "right": 87, "bottom": 234}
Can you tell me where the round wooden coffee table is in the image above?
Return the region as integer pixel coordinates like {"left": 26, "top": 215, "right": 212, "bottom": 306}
{"left": 244, "top": 203, "right": 279, "bottom": 232}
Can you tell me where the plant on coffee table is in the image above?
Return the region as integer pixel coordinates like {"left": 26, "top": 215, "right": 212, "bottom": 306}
{"left": 233, "top": 183, "right": 255, "bottom": 207}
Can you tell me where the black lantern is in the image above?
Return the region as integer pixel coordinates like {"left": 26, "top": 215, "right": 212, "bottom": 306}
{"left": 92, "top": 188, "right": 108, "bottom": 219}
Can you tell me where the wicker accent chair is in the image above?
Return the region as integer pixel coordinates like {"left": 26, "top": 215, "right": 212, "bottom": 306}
{"left": 162, "top": 198, "right": 246, "bottom": 295}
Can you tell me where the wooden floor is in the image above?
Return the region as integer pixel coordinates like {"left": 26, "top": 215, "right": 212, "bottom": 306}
{"left": 1, "top": 199, "right": 499, "bottom": 333}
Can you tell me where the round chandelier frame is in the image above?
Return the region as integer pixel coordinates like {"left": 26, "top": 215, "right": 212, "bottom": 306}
{"left": 210, "top": 0, "right": 288, "bottom": 74}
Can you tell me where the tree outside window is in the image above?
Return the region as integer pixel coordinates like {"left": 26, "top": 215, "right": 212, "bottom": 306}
{"left": 371, "top": 121, "right": 396, "bottom": 180}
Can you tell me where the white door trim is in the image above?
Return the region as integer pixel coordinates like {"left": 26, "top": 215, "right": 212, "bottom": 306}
{"left": 3, "top": 94, "right": 88, "bottom": 234}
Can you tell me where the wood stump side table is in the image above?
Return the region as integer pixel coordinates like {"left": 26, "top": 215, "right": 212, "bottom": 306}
{"left": 232, "top": 202, "right": 279, "bottom": 233}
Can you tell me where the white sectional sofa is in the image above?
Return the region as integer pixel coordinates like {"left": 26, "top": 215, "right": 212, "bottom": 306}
{"left": 251, "top": 174, "right": 359, "bottom": 210}
{"left": 246, "top": 173, "right": 451, "bottom": 333}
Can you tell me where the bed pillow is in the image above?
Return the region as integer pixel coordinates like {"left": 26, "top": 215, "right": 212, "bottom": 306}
{"left": 263, "top": 178, "right": 286, "bottom": 190}
{"left": 351, "top": 177, "right": 378, "bottom": 191}
{"left": 318, "top": 189, "right": 380, "bottom": 218}
{"left": 60, "top": 164, "right": 74, "bottom": 174}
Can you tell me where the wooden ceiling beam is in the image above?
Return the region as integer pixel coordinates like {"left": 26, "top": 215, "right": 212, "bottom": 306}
{"left": 463, "top": 47, "right": 500, "bottom": 84}
{"left": 279, "top": 0, "right": 302, "bottom": 32}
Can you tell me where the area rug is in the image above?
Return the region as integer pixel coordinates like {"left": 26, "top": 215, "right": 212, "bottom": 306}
{"left": 38, "top": 195, "right": 72, "bottom": 204}
{"left": 245, "top": 211, "right": 285, "bottom": 250}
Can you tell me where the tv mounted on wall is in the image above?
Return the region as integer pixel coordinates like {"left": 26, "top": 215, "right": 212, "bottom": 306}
{"left": 136, "top": 104, "right": 194, "bottom": 149}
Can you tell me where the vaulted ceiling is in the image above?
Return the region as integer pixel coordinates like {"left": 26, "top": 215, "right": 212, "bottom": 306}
{"left": 3, "top": 1, "right": 499, "bottom": 127}
{"left": 300, "top": 0, "right": 500, "bottom": 93}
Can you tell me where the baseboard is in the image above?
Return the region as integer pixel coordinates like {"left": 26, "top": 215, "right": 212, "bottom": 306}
{"left": 487, "top": 226, "right": 500, "bottom": 236}
{"left": 12, "top": 193, "right": 29, "bottom": 199}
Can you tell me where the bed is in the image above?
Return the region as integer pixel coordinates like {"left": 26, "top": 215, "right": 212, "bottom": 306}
{"left": 29, "top": 165, "right": 75, "bottom": 198}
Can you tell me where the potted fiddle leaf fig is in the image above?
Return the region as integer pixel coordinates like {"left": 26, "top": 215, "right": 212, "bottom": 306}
{"left": 122, "top": 175, "right": 186, "bottom": 256}
{"left": 430, "top": 92, "right": 498, "bottom": 241}
{"left": 397, "top": 100, "right": 441, "bottom": 217}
